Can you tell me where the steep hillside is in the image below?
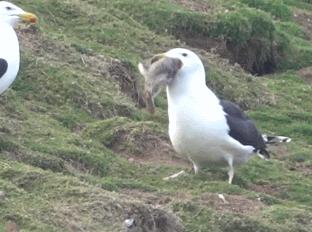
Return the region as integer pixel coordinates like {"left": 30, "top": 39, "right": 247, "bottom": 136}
{"left": 0, "top": 0, "right": 312, "bottom": 231}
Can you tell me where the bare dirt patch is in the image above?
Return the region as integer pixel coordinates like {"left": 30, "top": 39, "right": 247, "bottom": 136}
{"left": 287, "top": 162, "right": 312, "bottom": 177}
{"left": 250, "top": 183, "right": 287, "bottom": 197}
{"left": 171, "top": 0, "right": 214, "bottom": 13}
{"left": 269, "top": 145, "right": 291, "bottom": 160}
{"left": 48, "top": 189, "right": 185, "bottom": 232}
{"left": 108, "top": 60, "right": 145, "bottom": 107}
{"left": 19, "top": 27, "right": 115, "bottom": 78}
{"left": 196, "top": 193, "right": 264, "bottom": 214}
{"left": 294, "top": 9, "right": 312, "bottom": 41}
{"left": 122, "top": 190, "right": 264, "bottom": 215}
{"left": 17, "top": 27, "right": 79, "bottom": 66}
{"left": 297, "top": 66, "right": 312, "bottom": 84}
{"left": 127, "top": 135, "right": 188, "bottom": 167}
{"left": 121, "top": 189, "right": 194, "bottom": 208}
{"left": 110, "top": 126, "right": 190, "bottom": 168}
{"left": 179, "top": 36, "right": 228, "bottom": 57}
{"left": 4, "top": 221, "right": 19, "bottom": 232}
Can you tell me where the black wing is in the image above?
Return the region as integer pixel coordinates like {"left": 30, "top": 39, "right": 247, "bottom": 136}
{"left": 0, "top": 58, "right": 8, "bottom": 78}
{"left": 220, "top": 100, "right": 269, "bottom": 157}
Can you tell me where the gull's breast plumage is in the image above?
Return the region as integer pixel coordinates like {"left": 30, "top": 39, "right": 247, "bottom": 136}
{"left": 167, "top": 76, "right": 254, "bottom": 168}
{"left": 0, "top": 23, "right": 20, "bottom": 94}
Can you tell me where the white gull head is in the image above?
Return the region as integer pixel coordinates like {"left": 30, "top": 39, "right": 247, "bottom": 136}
{"left": 164, "top": 48, "right": 206, "bottom": 88}
{"left": 0, "top": 1, "right": 37, "bottom": 27}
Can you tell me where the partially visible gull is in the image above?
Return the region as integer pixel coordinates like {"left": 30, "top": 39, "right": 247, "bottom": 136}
{"left": 0, "top": 1, "right": 37, "bottom": 95}
{"left": 139, "top": 48, "right": 290, "bottom": 184}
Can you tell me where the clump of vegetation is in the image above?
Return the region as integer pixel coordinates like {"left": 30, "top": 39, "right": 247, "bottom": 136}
{"left": 239, "top": 0, "right": 292, "bottom": 20}
{"left": 284, "top": 0, "right": 312, "bottom": 10}
{"left": 112, "top": 1, "right": 297, "bottom": 75}
{"left": 83, "top": 117, "right": 169, "bottom": 156}
{"left": 210, "top": 7, "right": 280, "bottom": 74}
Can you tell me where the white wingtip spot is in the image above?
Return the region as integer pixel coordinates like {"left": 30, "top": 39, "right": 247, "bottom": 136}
{"left": 257, "top": 153, "right": 269, "bottom": 161}
{"left": 262, "top": 134, "right": 268, "bottom": 142}
{"left": 124, "top": 218, "right": 135, "bottom": 228}
{"left": 138, "top": 62, "right": 146, "bottom": 76}
{"left": 284, "top": 137, "right": 292, "bottom": 143}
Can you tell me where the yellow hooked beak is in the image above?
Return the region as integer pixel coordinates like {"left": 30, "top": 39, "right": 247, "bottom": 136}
{"left": 20, "top": 12, "right": 38, "bottom": 24}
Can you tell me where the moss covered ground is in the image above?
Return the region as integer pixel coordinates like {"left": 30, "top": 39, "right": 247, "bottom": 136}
{"left": 0, "top": 0, "right": 312, "bottom": 231}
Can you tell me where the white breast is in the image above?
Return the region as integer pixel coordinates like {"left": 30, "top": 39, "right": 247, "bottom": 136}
{"left": 0, "top": 23, "right": 20, "bottom": 95}
{"left": 166, "top": 72, "right": 254, "bottom": 167}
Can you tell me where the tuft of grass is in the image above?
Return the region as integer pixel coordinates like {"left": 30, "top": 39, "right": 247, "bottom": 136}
{"left": 240, "top": 0, "right": 292, "bottom": 20}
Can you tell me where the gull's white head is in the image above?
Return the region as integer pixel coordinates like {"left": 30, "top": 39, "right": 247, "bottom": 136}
{"left": 139, "top": 48, "right": 207, "bottom": 113}
{"left": 0, "top": 1, "right": 37, "bottom": 27}
{"left": 164, "top": 48, "right": 205, "bottom": 82}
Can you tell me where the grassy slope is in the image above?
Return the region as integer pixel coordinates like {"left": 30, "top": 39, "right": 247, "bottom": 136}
{"left": 0, "top": 0, "right": 312, "bottom": 231}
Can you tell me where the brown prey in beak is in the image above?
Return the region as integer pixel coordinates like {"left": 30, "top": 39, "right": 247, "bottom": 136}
{"left": 138, "top": 55, "right": 182, "bottom": 113}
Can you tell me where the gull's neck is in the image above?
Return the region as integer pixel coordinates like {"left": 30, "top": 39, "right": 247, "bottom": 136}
{"left": 167, "top": 67, "right": 218, "bottom": 105}
{"left": 166, "top": 66, "right": 221, "bottom": 125}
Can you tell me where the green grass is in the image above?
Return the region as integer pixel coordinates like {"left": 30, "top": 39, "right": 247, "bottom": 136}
{"left": 0, "top": 0, "right": 312, "bottom": 231}
{"left": 240, "top": 0, "right": 293, "bottom": 20}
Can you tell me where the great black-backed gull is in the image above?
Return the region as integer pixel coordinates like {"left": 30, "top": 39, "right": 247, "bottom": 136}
{"left": 0, "top": 1, "right": 37, "bottom": 95}
{"left": 139, "top": 48, "right": 290, "bottom": 184}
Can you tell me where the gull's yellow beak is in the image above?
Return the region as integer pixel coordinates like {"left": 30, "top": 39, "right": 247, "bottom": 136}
{"left": 151, "top": 53, "right": 166, "bottom": 64}
{"left": 20, "top": 12, "right": 38, "bottom": 24}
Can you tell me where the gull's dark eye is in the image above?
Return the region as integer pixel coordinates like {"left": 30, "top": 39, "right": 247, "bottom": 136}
{"left": 182, "top": 53, "right": 188, "bottom": 57}
{"left": 6, "top": 6, "right": 13, "bottom": 10}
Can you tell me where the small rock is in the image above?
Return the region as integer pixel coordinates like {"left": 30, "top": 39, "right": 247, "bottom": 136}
{"left": 5, "top": 221, "right": 19, "bottom": 232}
{"left": 0, "top": 191, "right": 6, "bottom": 200}
{"left": 124, "top": 218, "right": 135, "bottom": 228}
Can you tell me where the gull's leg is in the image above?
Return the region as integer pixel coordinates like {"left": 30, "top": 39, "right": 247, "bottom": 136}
{"left": 188, "top": 157, "right": 199, "bottom": 174}
{"left": 163, "top": 156, "right": 199, "bottom": 180}
{"left": 227, "top": 158, "right": 234, "bottom": 184}
{"left": 192, "top": 162, "right": 199, "bottom": 174}
{"left": 256, "top": 150, "right": 269, "bottom": 161}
